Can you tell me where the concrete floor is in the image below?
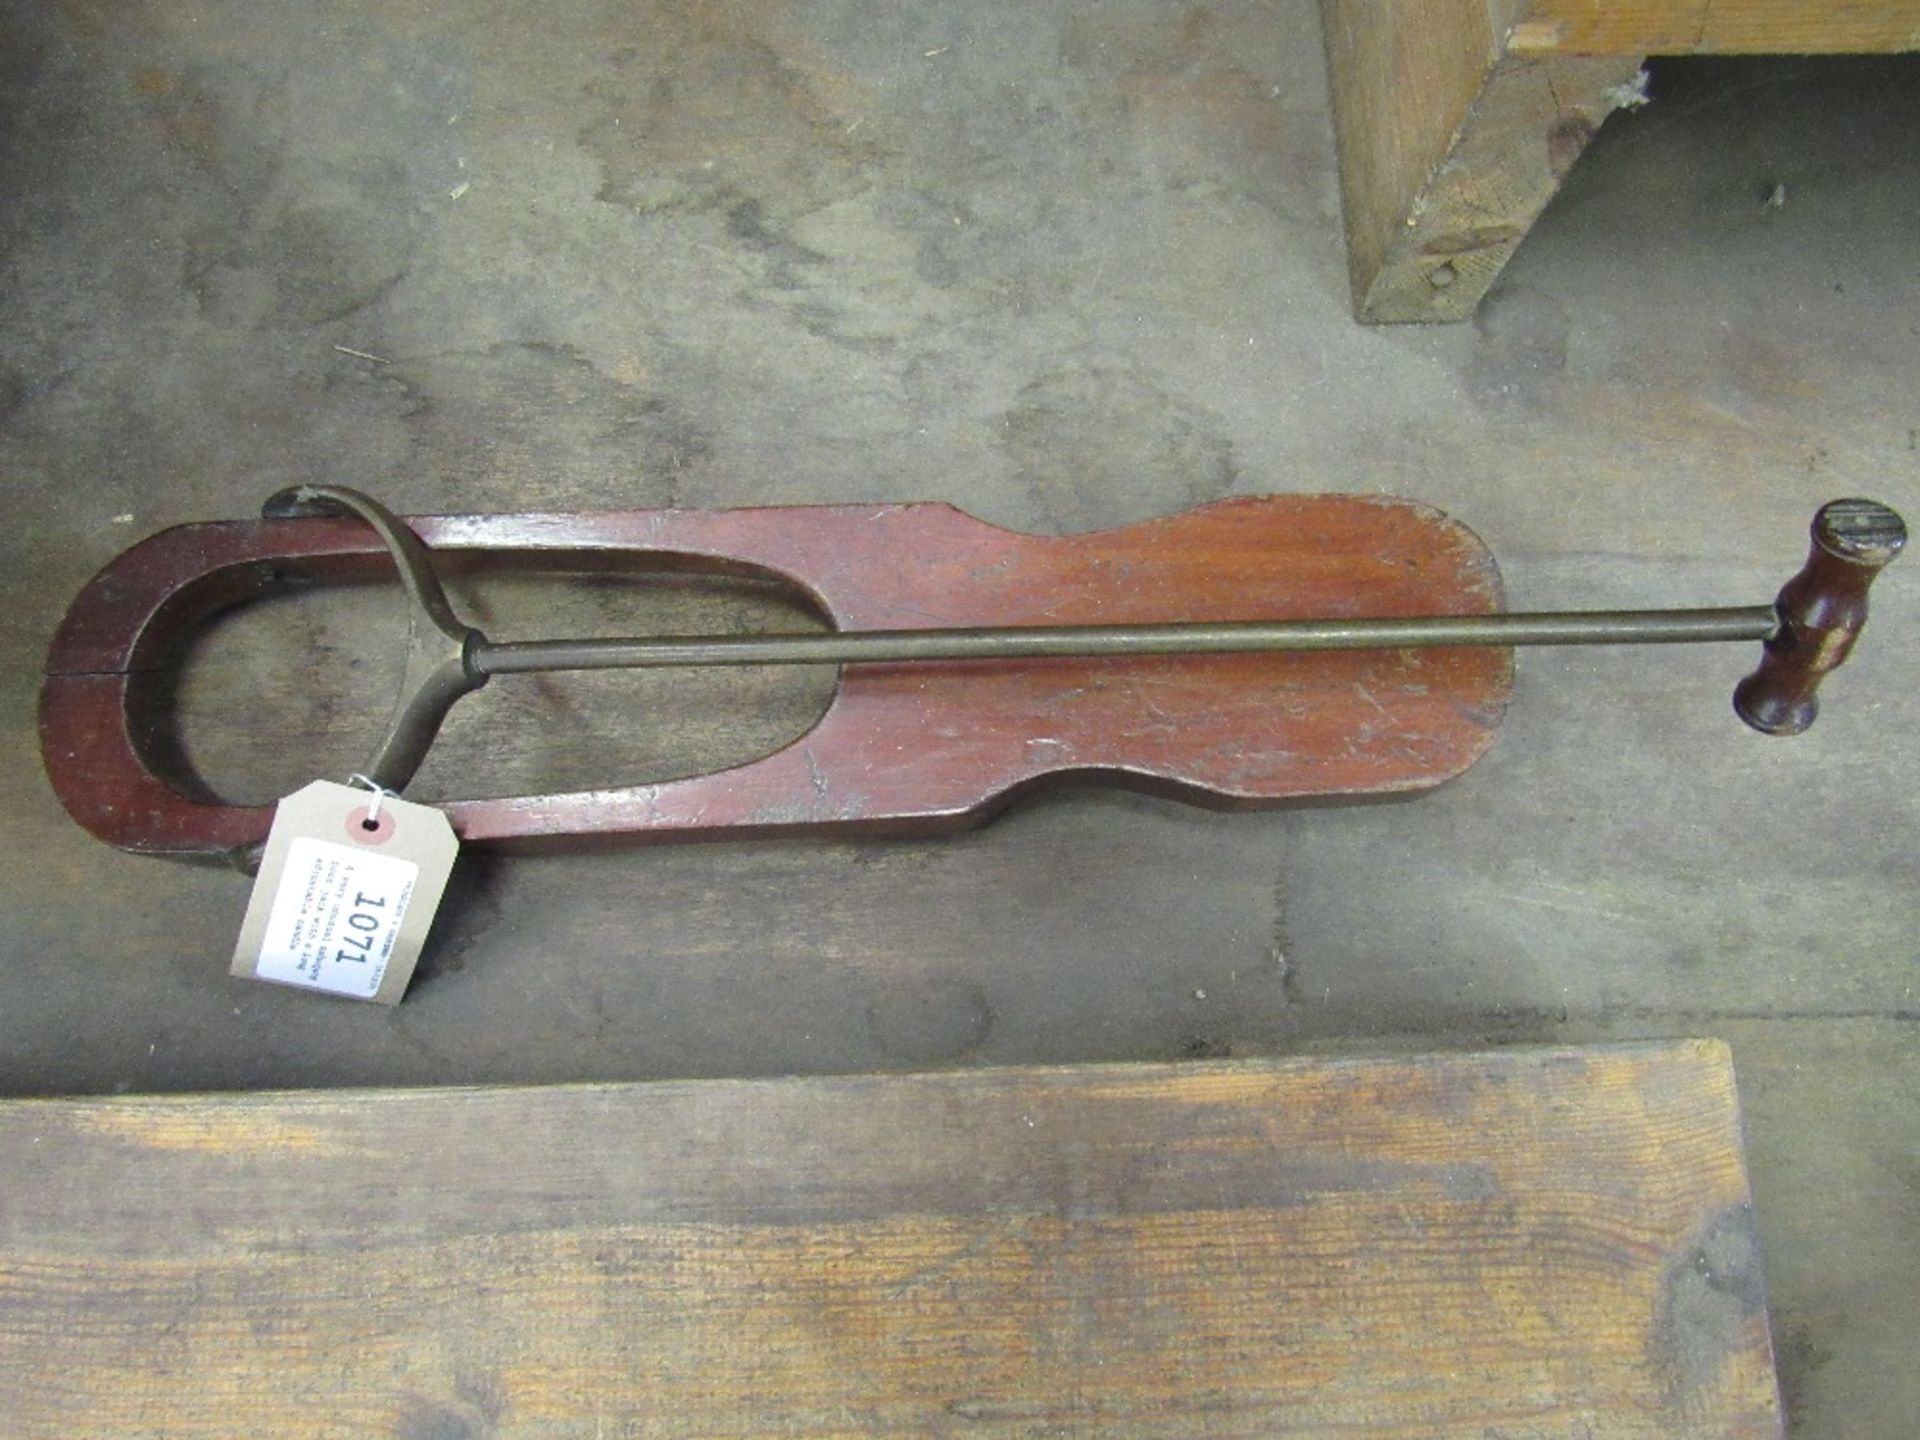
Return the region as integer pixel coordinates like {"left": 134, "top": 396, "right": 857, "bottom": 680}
{"left": 3, "top": 3, "right": 1916, "bottom": 1434}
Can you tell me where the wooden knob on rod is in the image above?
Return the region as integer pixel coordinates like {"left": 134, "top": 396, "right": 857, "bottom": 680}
{"left": 1734, "top": 499, "right": 1906, "bottom": 735}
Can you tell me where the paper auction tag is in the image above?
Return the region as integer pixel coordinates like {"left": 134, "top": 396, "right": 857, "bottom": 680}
{"left": 231, "top": 780, "right": 458, "bottom": 1004}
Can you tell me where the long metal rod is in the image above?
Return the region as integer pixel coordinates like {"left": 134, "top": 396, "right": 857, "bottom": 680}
{"left": 471, "top": 606, "right": 1779, "bottom": 676}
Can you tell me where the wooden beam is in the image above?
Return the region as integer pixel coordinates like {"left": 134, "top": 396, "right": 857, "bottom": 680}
{"left": 1513, "top": 1, "right": 1920, "bottom": 55}
{"left": 1321, "top": 0, "right": 1920, "bottom": 322}
{"left": 0, "top": 1044, "right": 1783, "bottom": 1437}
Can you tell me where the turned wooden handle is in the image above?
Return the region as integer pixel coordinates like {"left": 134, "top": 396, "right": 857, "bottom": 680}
{"left": 1735, "top": 499, "right": 1906, "bottom": 735}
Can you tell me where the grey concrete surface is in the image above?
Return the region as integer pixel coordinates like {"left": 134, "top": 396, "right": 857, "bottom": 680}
{"left": 3, "top": 4, "right": 1916, "bottom": 1434}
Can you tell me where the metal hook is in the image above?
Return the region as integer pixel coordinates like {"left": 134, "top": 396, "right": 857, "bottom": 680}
{"left": 262, "top": 486, "right": 488, "bottom": 795}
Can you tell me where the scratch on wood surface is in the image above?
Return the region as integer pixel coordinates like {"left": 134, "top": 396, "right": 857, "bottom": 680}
{"left": 885, "top": 1224, "right": 1011, "bottom": 1295}
{"left": 1352, "top": 682, "right": 1393, "bottom": 722}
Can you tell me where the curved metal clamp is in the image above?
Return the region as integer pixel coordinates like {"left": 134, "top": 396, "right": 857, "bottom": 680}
{"left": 262, "top": 485, "right": 487, "bottom": 794}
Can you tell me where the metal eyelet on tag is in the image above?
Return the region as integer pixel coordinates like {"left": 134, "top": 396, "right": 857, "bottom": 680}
{"left": 231, "top": 780, "right": 459, "bottom": 1004}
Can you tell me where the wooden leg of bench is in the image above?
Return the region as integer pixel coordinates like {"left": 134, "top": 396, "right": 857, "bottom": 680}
{"left": 1322, "top": 2, "right": 1920, "bottom": 323}
{"left": 1321, "top": 0, "right": 1645, "bottom": 323}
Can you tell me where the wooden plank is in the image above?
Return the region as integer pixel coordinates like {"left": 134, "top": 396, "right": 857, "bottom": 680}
{"left": 0, "top": 1043, "right": 1782, "bottom": 1438}
{"left": 1511, "top": 1, "right": 1920, "bottom": 55}
{"left": 1321, "top": 0, "right": 1645, "bottom": 322}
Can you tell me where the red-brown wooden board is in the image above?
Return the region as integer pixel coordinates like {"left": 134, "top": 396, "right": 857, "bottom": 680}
{"left": 41, "top": 495, "right": 1511, "bottom": 856}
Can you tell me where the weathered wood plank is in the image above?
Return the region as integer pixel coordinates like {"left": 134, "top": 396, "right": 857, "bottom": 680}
{"left": 1512, "top": 1, "right": 1920, "bottom": 55}
{"left": 0, "top": 1043, "right": 1782, "bottom": 1438}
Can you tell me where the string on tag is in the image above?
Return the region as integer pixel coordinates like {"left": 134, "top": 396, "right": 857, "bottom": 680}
{"left": 347, "top": 772, "right": 396, "bottom": 829}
